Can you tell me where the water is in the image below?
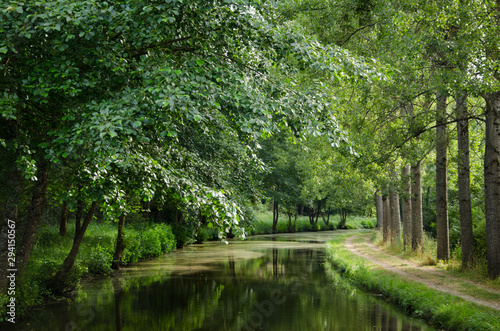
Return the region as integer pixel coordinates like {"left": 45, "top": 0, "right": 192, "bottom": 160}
{"left": 15, "top": 231, "right": 434, "bottom": 330}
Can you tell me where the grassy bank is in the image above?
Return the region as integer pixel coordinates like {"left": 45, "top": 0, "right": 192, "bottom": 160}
{"left": 247, "top": 209, "right": 375, "bottom": 235}
{"left": 326, "top": 234, "right": 500, "bottom": 330}
{"left": 370, "top": 230, "right": 500, "bottom": 290}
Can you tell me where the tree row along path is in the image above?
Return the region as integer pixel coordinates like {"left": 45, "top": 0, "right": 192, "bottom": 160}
{"left": 345, "top": 234, "right": 500, "bottom": 311}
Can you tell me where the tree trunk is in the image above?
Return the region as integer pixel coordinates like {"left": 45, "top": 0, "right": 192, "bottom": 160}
{"left": 272, "top": 198, "right": 279, "bottom": 234}
{"left": 338, "top": 209, "right": 348, "bottom": 229}
{"left": 51, "top": 201, "right": 97, "bottom": 294}
{"left": 308, "top": 206, "right": 315, "bottom": 225}
{"left": 401, "top": 165, "right": 412, "bottom": 250}
{"left": 60, "top": 201, "right": 69, "bottom": 236}
{"left": 375, "top": 190, "right": 384, "bottom": 230}
{"left": 17, "top": 161, "right": 50, "bottom": 281}
{"left": 315, "top": 200, "right": 321, "bottom": 225}
{"left": 456, "top": 92, "right": 474, "bottom": 268}
{"left": 75, "top": 200, "right": 84, "bottom": 234}
{"left": 389, "top": 174, "right": 401, "bottom": 245}
{"left": 382, "top": 194, "right": 391, "bottom": 243}
{"left": 436, "top": 93, "right": 450, "bottom": 261}
{"left": 112, "top": 214, "right": 126, "bottom": 270}
{"left": 484, "top": 92, "right": 500, "bottom": 279}
{"left": 411, "top": 161, "right": 423, "bottom": 251}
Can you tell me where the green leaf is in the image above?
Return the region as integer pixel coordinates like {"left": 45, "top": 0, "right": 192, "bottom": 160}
{"left": 196, "top": 59, "right": 205, "bottom": 66}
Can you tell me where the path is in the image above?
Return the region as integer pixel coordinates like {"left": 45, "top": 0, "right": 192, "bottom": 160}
{"left": 345, "top": 233, "right": 500, "bottom": 311}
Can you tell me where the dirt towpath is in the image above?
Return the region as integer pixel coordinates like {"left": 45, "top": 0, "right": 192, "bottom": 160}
{"left": 345, "top": 233, "right": 500, "bottom": 311}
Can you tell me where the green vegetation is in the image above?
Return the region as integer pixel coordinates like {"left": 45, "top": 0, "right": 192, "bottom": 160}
{"left": 326, "top": 234, "right": 500, "bottom": 330}
{"left": 2, "top": 0, "right": 500, "bottom": 326}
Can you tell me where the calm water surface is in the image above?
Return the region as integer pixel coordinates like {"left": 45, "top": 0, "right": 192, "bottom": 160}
{"left": 16, "top": 230, "right": 435, "bottom": 330}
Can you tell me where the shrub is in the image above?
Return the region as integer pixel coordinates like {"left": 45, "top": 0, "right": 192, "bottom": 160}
{"left": 171, "top": 222, "right": 196, "bottom": 248}
{"left": 140, "top": 228, "right": 162, "bottom": 257}
{"left": 361, "top": 220, "right": 375, "bottom": 229}
{"left": 139, "top": 223, "right": 177, "bottom": 257}
{"left": 85, "top": 244, "right": 113, "bottom": 276}
{"left": 195, "top": 226, "right": 210, "bottom": 244}
{"left": 120, "top": 231, "right": 141, "bottom": 265}
{"left": 308, "top": 223, "right": 321, "bottom": 232}
{"left": 156, "top": 223, "right": 176, "bottom": 252}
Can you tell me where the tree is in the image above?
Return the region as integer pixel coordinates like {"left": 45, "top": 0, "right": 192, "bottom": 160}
{"left": 436, "top": 93, "right": 450, "bottom": 261}
{"left": 456, "top": 93, "right": 474, "bottom": 267}
{"left": 401, "top": 165, "right": 412, "bottom": 249}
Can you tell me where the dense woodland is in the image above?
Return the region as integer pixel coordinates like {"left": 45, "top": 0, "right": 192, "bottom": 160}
{"left": 1, "top": 0, "right": 500, "bottom": 315}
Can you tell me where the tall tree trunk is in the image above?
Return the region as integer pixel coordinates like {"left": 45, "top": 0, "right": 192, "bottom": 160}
{"left": 51, "top": 201, "right": 97, "bottom": 294}
{"left": 60, "top": 201, "right": 69, "bottom": 236}
{"left": 401, "top": 165, "right": 412, "bottom": 250}
{"left": 484, "top": 92, "right": 500, "bottom": 279}
{"left": 315, "top": 200, "right": 321, "bottom": 224}
{"left": 112, "top": 214, "right": 126, "bottom": 270}
{"left": 382, "top": 194, "right": 390, "bottom": 243}
{"left": 75, "top": 199, "right": 84, "bottom": 233}
{"left": 375, "top": 190, "right": 384, "bottom": 230}
{"left": 411, "top": 161, "right": 423, "bottom": 251}
{"left": 456, "top": 92, "right": 474, "bottom": 268}
{"left": 272, "top": 198, "right": 279, "bottom": 234}
{"left": 17, "top": 161, "right": 50, "bottom": 281}
{"left": 389, "top": 175, "right": 401, "bottom": 245}
{"left": 436, "top": 93, "right": 450, "bottom": 261}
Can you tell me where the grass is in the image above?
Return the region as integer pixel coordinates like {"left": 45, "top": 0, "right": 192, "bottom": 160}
{"left": 326, "top": 233, "right": 500, "bottom": 331}
{"left": 247, "top": 208, "right": 375, "bottom": 235}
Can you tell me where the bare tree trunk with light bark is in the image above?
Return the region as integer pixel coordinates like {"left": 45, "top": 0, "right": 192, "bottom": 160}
{"left": 389, "top": 174, "right": 401, "bottom": 245}
{"left": 436, "top": 93, "right": 450, "bottom": 261}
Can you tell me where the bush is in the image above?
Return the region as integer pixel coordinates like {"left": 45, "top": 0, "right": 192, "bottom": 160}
{"left": 121, "top": 232, "right": 141, "bottom": 265}
{"left": 139, "top": 223, "right": 177, "bottom": 257}
{"left": 361, "top": 220, "right": 375, "bottom": 229}
{"left": 140, "top": 228, "right": 162, "bottom": 257}
{"left": 308, "top": 223, "right": 321, "bottom": 232}
{"left": 85, "top": 244, "right": 113, "bottom": 276}
{"left": 171, "top": 222, "right": 196, "bottom": 248}
{"left": 195, "top": 226, "right": 210, "bottom": 244}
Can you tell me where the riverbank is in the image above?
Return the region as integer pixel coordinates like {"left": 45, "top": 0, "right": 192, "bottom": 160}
{"left": 327, "top": 233, "right": 500, "bottom": 330}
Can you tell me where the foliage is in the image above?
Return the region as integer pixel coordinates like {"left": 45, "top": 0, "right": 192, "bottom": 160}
{"left": 85, "top": 245, "right": 113, "bottom": 276}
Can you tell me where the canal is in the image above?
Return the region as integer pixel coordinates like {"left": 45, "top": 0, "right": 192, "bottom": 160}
{"left": 15, "top": 230, "right": 434, "bottom": 330}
